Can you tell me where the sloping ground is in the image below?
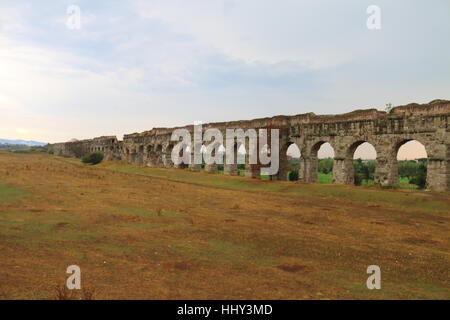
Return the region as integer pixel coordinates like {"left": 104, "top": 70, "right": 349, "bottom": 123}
{"left": 0, "top": 151, "right": 448, "bottom": 299}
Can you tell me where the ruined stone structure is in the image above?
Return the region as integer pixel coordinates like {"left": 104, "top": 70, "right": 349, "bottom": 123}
{"left": 47, "top": 100, "right": 450, "bottom": 191}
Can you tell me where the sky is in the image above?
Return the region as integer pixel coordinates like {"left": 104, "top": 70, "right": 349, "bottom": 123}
{"left": 0, "top": 1, "right": 448, "bottom": 159}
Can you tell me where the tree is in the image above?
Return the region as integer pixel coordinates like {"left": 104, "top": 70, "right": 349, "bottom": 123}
{"left": 318, "top": 158, "right": 333, "bottom": 174}
{"left": 385, "top": 103, "right": 393, "bottom": 112}
{"left": 410, "top": 162, "right": 427, "bottom": 189}
{"left": 82, "top": 152, "right": 104, "bottom": 165}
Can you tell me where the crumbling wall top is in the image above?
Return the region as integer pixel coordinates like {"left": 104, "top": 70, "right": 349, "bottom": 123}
{"left": 390, "top": 100, "right": 450, "bottom": 116}
{"left": 59, "top": 100, "right": 450, "bottom": 143}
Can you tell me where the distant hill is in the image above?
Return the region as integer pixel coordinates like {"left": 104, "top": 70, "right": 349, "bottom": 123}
{"left": 0, "top": 139, "right": 47, "bottom": 146}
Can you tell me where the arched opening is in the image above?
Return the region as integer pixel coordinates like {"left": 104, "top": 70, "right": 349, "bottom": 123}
{"left": 217, "top": 144, "right": 226, "bottom": 173}
{"left": 198, "top": 145, "right": 207, "bottom": 169}
{"left": 396, "top": 140, "right": 428, "bottom": 189}
{"left": 155, "top": 145, "right": 163, "bottom": 166}
{"left": 138, "top": 145, "right": 145, "bottom": 165}
{"left": 128, "top": 146, "right": 137, "bottom": 164}
{"left": 238, "top": 137, "right": 260, "bottom": 179}
{"left": 145, "top": 145, "right": 154, "bottom": 166}
{"left": 350, "top": 141, "right": 377, "bottom": 186}
{"left": 187, "top": 143, "right": 203, "bottom": 171}
{"left": 312, "top": 142, "right": 335, "bottom": 183}
{"left": 177, "top": 143, "right": 189, "bottom": 169}
{"left": 258, "top": 143, "right": 270, "bottom": 180}
{"left": 222, "top": 140, "right": 240, "bottom": 176}
{"left": 286, "top": 143, "right": 301, "bottom": 181}
{"left": 204, "top": 142, "right": 222, "bottom": 173}
{"left": 236, "top": 143, "right": 246, "bottom": 176}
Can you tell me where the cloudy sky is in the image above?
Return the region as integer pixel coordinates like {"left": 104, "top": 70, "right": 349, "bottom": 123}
{"left": 0, "top": 1, "right": 449, "bottom": 158}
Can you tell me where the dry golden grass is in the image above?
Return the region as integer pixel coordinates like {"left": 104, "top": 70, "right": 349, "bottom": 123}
{"left": 0, "top": 151, "right": 449, "bottom": 299}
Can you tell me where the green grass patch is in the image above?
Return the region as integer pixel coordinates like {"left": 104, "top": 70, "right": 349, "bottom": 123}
{"left": 360, "top": 179, "right": 375, "bottom": 186}
{"left": 398, "top": 177, "right": 419, "bottom": 190}
{"left": 171, "top": 239, "right": 275, "bottom": 267}
{"left": 317, "top": 172, "right": 333, "bottom": 184}
{"left": 0, "top": 181, "right": 24, "bottom": 204}
{"left": 0, "top": 210, "right": 93, "bottom": 248}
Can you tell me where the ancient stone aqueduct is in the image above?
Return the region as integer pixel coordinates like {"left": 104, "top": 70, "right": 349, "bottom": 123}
{"left": 48, "top": 100, "right": 450, "bottom": 191}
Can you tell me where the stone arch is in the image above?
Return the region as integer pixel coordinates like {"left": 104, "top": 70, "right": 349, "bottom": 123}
{"left": 373, "top": 138, "right": 430, "bottom": 188}
{"left": 344, "top": 141, "right": 378, "bottom": 186}
{"left": 127, "top": 146, "right": 137, "bottom": 164}
{"left": 305, "top": 141, "right": 335, "bottom": 183}
{"left": 172, "top": 142, "right": 190, "bottom": 169}
{"left": 163, "top": 143, "right": 175, "bottom": 168}
{"left": 216, "top": 143, "right": 226, "bottom": 173}
{"left": 223, "top": 139, "right": 240, "bottom": 176}
{"left": 230, "top": 133, "right": 259, "bottom": 178}
{"left": 188, "top": 142, "right": 203, "bottom": 171}
{"left": 145, "top": 145, "right": 155, "bottom": 166}
{"left": 204, "top": 141, "right": 222, "bottom": 173}
{"left": 272, "top": 141, "right": 300, "bottom": 181}
{"left": 258, "top": 142, "right": 272, "bottom": 180}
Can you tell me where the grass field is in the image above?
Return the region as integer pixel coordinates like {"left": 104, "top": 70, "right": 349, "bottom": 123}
{"left": 317, "top": 172, "right": 333, "bottom": 184}
{"left": 317, "top": 173, "right": 420, "bottom": 189}
{"left": 0, "top": 151, "right": 449, "bottom": 299}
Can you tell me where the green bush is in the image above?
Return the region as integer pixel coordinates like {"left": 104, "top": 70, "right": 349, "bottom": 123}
{"left": 398, "top": 160, "right": 427, "bottom": 189}
{"left": 352, "top": 159, "right": 375, "bottom": 186}
{"left": 354, "top": 172, "right": 363, "bottom": 186}
{"left": 318, "top": 158, "right": 333, "bottom": 174}
{"left": 82, "top": 152, "right": 104, "bottom": 165}
{"left": 288, "top": 170, "right": 299, "bottom": 181}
